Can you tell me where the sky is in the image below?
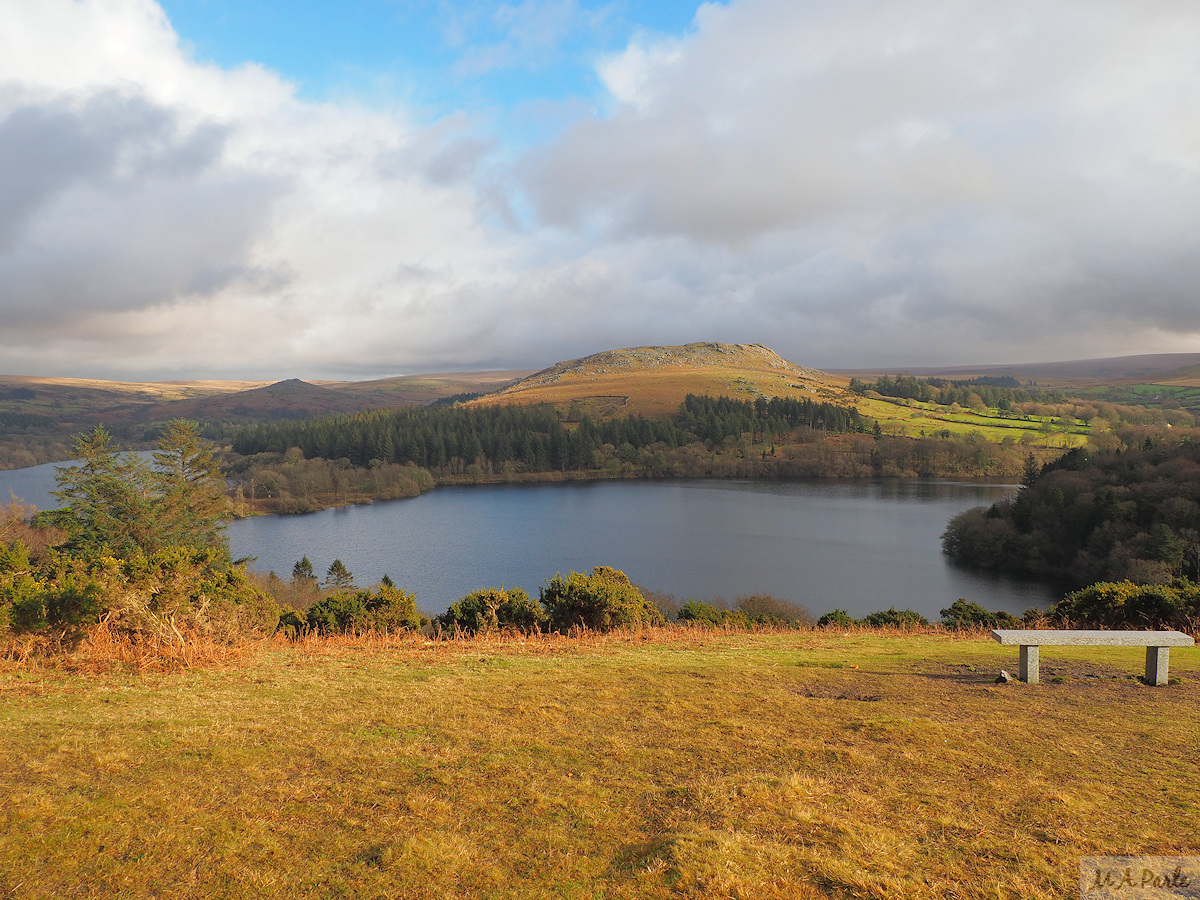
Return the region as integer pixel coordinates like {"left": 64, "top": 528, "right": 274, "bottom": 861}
{"left": 2, "top": 0, "right": 1200, "bottom": 381}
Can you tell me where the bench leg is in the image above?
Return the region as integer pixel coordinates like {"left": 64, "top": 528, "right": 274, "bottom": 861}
{"left": 1020, "top": 645, "right": 1039, "bottom": 684}
{"left": 1145, "top": 646, "right": 1170, "bottom": 686}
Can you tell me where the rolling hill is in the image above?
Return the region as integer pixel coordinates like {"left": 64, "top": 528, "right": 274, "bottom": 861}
{"left": 0, "top": 371, "right": 530, "bottom": 469}
{"left": 473, "top": 342, "right": 850, "bottom": 417}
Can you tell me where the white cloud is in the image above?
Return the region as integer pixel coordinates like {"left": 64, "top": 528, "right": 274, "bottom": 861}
{"left": 2, "top": 0, "right": 1200, "bottom": 379}
{"left": 0, "top": 0, "right": 518, "bottom": 378}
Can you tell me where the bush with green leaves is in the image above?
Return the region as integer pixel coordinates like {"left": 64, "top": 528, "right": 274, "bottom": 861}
{"left": 859, "top": 606, "right": 929, "bottom": 628}
{"left": 1049, "top": 579, "right": 1200, "bottom": 630}
{"left": 305, "top": 582, "right": 422, "bottom": 634}
{"left": 939, "top": 598, "right": 1022, "bottom": 630}
{"left": 539, "top": 566, "right": 665, "bottom": 632}
{"left": 277, "top": 609, "right": 305, "bottom": 639}
{"left": 437, "top": 586, "right": 544, "bottom": 634}
{"left": 1, "top": 541, "right": 279, "bottom": 642}
{"left": 676, "top": 599, "right": 734, "bottom": 627}
{"left": 817, "top": 608, "right": 856, "bottom": 628}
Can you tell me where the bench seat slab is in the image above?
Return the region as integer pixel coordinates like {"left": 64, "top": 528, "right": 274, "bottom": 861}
{"left": 991, "top": 629, "right": 1194, "bottom": 647}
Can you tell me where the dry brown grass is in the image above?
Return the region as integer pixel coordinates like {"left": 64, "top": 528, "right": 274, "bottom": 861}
{"left": 0, "top": 620, "right": 263, "bottom": 675}
{"left": 1, "top": 628, "right": 1196, "bottom": 899}
{"left": 472, "top": 343, "right": 851, "bottom": 418}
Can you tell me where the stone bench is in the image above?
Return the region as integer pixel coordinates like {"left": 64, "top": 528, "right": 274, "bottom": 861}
{"left": 991, "top": 629, "right": 1194, "bottom": 686}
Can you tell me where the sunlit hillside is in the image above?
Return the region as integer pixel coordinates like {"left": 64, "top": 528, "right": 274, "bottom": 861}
{"left": 472, "top": 342, "right": 852, "bottom": 418}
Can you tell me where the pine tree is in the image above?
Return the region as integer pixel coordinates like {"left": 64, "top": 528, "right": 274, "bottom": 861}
{"left": 153, "top": 419, "right": 230, "bottom": 555}
{"left": 325, "top": 559, "right": 354, "bottom": 590}
{"left": 46, "top": 425, "right": 155, "bottom": 557}
{"left": 292, "top": 556, "right": 316, "bottom": 585}
{"left": 1020, "top": 453, "right": 1041, "bottom": 490}
{"left": 44, "top": 420, "right": 230, "bottom": 558}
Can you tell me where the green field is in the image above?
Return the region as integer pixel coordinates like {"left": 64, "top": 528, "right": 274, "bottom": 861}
{"left": 2, "top": 630, "right": 1196, "bottom": 899}
{"left": 855, "top": 395, "right": 1092, "bottom": 448}
{"left": 1074, "top": 382, "right": 1200, "bottom": 412}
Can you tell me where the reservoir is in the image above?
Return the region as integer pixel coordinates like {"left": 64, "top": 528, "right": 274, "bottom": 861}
{"left": 2, "top": 462, "right": 1058, "bottom": 619}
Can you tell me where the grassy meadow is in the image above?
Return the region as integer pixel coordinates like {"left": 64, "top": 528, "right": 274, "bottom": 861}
{"left": 855, "top": 395, "right": 1092, "bottom": 449}
{"left": 2, "top": 629, "right": 1197, "bottom": 899}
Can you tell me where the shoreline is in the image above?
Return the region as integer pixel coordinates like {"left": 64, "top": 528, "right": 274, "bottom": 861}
{"left": 229, "top": 466, "right": 1026, "bottom": 517}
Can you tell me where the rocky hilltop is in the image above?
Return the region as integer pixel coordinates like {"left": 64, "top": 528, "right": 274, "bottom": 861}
{"left": 480, "top": 342, "right": 848, "bottom": 417}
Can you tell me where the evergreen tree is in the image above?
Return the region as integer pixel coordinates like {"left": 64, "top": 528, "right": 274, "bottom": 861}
{"left": 153, "top": 419, "right": 230, "bottom": 555}
{"left": 325, "top": 559, "right": 355, "bottom": 590}
{"left": 292, "top": 556, "right": 316, "bottom": 585}
{"left": 45, "top": 425, "right": 156, "bottom": 557}
{"left": 43, "top": 421, "right": 231, "bottom": 558}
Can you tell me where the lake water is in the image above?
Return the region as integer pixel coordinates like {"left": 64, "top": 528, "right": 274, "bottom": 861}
{"left": 1, "top": 461, "right": 1058, "bottom": 618}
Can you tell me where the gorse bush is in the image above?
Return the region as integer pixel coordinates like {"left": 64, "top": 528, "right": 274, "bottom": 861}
{"left": 437, "top": 587, "right": 543, "bottom": 634}
{"left": 676, "top": 595, "right": 813, "bottom": 629}
{"left": 814, "top": 606, "right": 930, "bottom": 628}
{"left": 305, "top": 582, "right": 422, "bottom": 635}
{"left": 1049, "top": 580, "right": 1200, "bottom": 630}
{"left": 676, "top": 599, "right": 731, "bottom": 627}
{"left": 860, "top": 607, "right": 929, "bottom": 628}
{"left": 0, "top": 544, "right": 279, "bottom": 644}
{"left": 734, "top": 594, "right": 813, "bottom": 627}
{"left": 540, "top": 566, "right": 664, "bottom": 632}
{"left": 939, "top": 598, "right": 1022, "bottom": 630}
{"left": 817, "top": 609, "right": 856, "bottom": 628}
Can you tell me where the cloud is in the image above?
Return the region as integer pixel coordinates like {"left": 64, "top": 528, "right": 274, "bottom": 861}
{"left": 0, "top": 0, "right": 514, "bottom": 378}
{"left": 2, "top": 0, "right": 1200, "bottom": 380}
{"left": 0, "top": 90, "right": 284, "bottom": 327}
{"left": 513, "top": 0, "right": 1200, "bottom": 363}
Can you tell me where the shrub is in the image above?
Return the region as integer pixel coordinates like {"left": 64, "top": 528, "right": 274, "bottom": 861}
{"left": 677, "top": 599, "right": 733, "bottom": 627}
{"left": 43, "top": 581, "right": 104, "bottom": 631}
{"left": 438, "top": 587, "right": 544, "bottom": 634}
{"left": 306, "top": 582, "right": 421, "bottom": 634}
{"left": 306, "top": 592, "right": 369, "bottom": 634}
{"left": 817, "top": 608, "right": 856, "bottom": 628}
{"left": 1050, "top": 580, "right": 1200, "bottom": 630}
{"left": 2, "top": 542, "right": 279, "bottom": 643}
{"left": 638, "top": 585, "right": 681, "bottom": 621}
{"left": 277, "top": 609, "right": 305, "bottom": 638}
{"left": 939, "top": 598, "right": 1021, "bottom": 630}
{"left": 734, "top": 594, "right": 813, "bottom": 627}
{"left": 860, "top": 607, "right": 929, "bottom": 628}
{"left": 539, "top": 566, "right": 665, "bottom": 632}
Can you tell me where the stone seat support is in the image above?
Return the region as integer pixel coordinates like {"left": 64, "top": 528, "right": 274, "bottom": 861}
{"left": 991, "top": 629, "right": 1194, "bottom": 686}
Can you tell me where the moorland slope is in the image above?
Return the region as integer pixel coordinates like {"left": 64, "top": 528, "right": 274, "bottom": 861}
{"left": 475, "top": 341, "right": 850, "bottom": 417}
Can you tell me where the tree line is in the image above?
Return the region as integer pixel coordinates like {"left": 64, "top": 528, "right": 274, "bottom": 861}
{"left": 850, "top": 373, "right": 1066, "bottom": 409}
{"left": 229, "top": 394, "right": 867, "bottom": 474}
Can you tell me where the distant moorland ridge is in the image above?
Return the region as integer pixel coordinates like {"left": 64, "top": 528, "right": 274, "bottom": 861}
{"left": 7, "top": 342, "right": 1200, "bottom": 471}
